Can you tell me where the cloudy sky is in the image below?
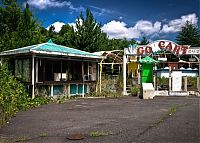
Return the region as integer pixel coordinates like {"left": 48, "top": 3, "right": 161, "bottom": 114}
{"left": 18, "top": 0, "right": 199, "bottom": 41}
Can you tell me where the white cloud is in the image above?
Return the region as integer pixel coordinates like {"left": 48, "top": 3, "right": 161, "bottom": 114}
{"left": 46, "top": 13, "right": 198, "bottom": 39}
{"left": 102, "top": 13, "right": 198, "bottom": 39}
{"left": 89, "top": 5, "right": 116, "bottom": 16}
{"left": 27, "top": 0, "right": 84, "bottom": 11}
{"left": 101, "top": 20, "right": 140, "bottom": 39}
{"left": 134, "top": 20, "right": 161, "bottom": 35}
{"left": 46, "top": 21, "right": 65, "bottom": 32}
{"left": 27, "top": 0, "right": 70, "bottom": 9}
{"left": 161, "top": 13, "right": 198, "bottom": 33}
{"left": 46, "top": 20, "right": 78, "bottom": 32}
{"left": 101, "top": 20, "right": 161, "bottom": 39}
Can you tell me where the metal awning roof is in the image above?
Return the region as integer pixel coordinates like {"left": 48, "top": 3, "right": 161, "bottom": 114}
{"left": 0, "top": 39, "right": 104, "bottom": 59}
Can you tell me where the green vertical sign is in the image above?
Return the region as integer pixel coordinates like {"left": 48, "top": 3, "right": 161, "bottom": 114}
{"left": 141, "top": 63, "right": 153, "bottom": 83}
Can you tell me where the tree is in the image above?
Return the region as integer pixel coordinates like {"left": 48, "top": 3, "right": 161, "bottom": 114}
{"left": 0, "top": 1, "right": 43, "bottom": 52}
{"left": 176, "top": 21, "right": 200, "bottom": 47}
{"left": 57, "top": 24, "right": 75, "bottom": 47}
{"left": 107, "top": 38, "right": 137, "bottom": 50}
{"left": 72, "top": 8, "right": 109, "bottom": 52}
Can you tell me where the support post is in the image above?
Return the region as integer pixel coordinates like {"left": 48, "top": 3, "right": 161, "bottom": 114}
{"left": 184, "top": 76, "right": 187, "bottom": 91}
{"left": 99, "top": 63, "right": 102, "bottom": 93}
{"left": 153, "top": 75, "right": 156, "bottom": 89}
{"left": 82, "top": 62, "right": 85, "bottom": 97}
{"left": 197, "top": 77, "right": 199, "bottom": 92}
{"left": 61, "top": 60, "right": 63, "bottom": 79}
{"left": 169, "top": 66, "right": 172, "bottom": 95}
{"left": 32, "top": 55, "right": 35, "bottom": 99}
{"left": 96, "top": 63, "right": 99, "bottom": 93}
{"left": 36, "top": 59, "right": 38, "bottom": 83}
{"left": 137, "top": 63, "right": 140, "bottom": 85}
{"left": 123, "top": 54, "right": 127, "bottom": 95}
{"left": 50, "top": 85, "right": 54, "bottom": 97}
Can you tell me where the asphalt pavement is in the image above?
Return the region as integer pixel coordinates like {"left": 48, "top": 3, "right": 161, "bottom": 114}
{"left": 0, "top": 96, "right": 199, "bottom": 143}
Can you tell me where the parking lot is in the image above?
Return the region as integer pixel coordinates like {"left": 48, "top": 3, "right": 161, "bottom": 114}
{"left": 0, "top": 96, "right": 199, "bottom": 143}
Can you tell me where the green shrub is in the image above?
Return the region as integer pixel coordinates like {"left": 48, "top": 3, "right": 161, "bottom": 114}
{"left": 0, "top": 65, "right": 52, "bottom": 127}
{"left": 130, "top": 85, "right": 140, "bottom": 96}
{"left": 187, "top": 77, "right": 197, "bottom": 91}
{"left": 0, "top": 65, "right": 29, "bottom": 120}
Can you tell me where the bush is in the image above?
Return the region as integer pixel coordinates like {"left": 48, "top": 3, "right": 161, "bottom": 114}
{"left": 0, "top": 65, "right": 29, "bottom": 120}
{"left": 130, "top": 85, "right": 140, "bottom": 96}
{"left": 187, "top": 77, "right": 198, "bottom": 91}
{"left": 0, "top": 65, "right": 52, "bottom": 127}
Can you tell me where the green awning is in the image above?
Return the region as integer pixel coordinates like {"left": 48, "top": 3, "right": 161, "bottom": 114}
{"left": 138, "top": 56, "right": 159, "bottom": 64}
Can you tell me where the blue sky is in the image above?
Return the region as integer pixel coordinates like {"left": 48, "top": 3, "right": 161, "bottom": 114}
{"left": 18, "top": 0, "right": 199, "bottom": 41}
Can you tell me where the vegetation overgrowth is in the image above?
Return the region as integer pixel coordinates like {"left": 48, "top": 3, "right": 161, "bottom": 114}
{"left": 0, "top": 65, "right": 52, "bottom": 127}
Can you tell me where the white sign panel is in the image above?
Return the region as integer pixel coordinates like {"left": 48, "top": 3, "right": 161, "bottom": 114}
{"left": 186, "top": 48, "right": 200, "bottom": 55}
{"left": 124, "top": 40, "right": 190, "bottom": 56}
{"left": 172, "top": 71, "right": 182, "bottom": 91}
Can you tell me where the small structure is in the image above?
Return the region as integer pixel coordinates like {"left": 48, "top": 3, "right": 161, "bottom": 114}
{"left": 123, "top": 40, "right": 200, "bottom": 97}
{"left": 0, "top": 39, "right": 104, "bottom": 98}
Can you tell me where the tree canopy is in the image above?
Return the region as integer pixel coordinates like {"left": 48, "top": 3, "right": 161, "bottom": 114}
{"left": 176, "top": 21, "right": 200, "bottom": 47}
{"left": 0, "top": 1, "right": 44, "bottom": 52}
{"left": 71, "top": 8, "right": 109, "bottom": 52}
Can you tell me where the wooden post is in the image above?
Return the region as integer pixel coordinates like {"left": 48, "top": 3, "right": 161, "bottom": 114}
{"left": 82, "top": 62, "right": 85, "bottom": 97}
{"left": 61, "top": 60, "right": 63, "bottom": 79}
{"left": 36, "top": 58, "right": 38, "bottom": 83}
{"left": 137, "top": 63, "right": 140, "bottom": 85}
{"left": 32, "top": 55, "right": 35, "bottom": 99}
{"left": 122, "top": 54, "right": 127, "bottom": 95}
{"left": 153, "top": 75, "right": 156, "bottom": 89}
{"left": 96, "top": 63, "right": 99, "bottom": 93}
{"left": 50, "top": 85, "right": 54, "bottom": 97}
{"left": 99, "top": 63, "right": 102, "bottom": 93}
{"left": 197, "top": 76, "right": 199, "bottom": 92}
{"left": 169, "top": 66, "right": 172, "bottom": 95}
{"left": 184, "top": 76, "right": 187, "bottom": 91}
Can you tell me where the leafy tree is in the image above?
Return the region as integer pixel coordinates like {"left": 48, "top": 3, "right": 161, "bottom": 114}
{"left": 0, "top": 1, "right": 43, "bottom": 52}
{"left": 57, "top": 24, "right": 75, "bottom": 47}
{"left": 72, "top": 8, "right": 109, "bottom": 52}
{"left": 176, "top": 21, "right": 200, "bottom": 47}
{"left": 107, "top": 38, "right": 137, "bottom": 50}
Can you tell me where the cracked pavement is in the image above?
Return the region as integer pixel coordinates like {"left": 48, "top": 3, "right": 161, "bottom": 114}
{"left": 0, "top": 96, "right": 199, "bottom": 143}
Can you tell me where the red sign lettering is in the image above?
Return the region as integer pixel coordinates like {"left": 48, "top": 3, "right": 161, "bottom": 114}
{"left": 135, "top": 40, "right": 190, "bottom": 56}
{"left": 165, "top": 42, "right": 172, "bottom": 50}
{"left": 145, "top": 46, "right": 152, "bottom": 54}
{"left": 137, "top": 47, "right": 144, "bottom": 55}
{"left": 173, "top": 45, "right": 181, "bottom": 55}
{"left": 158, "top": 41, "right": 165, "bottom": 49}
